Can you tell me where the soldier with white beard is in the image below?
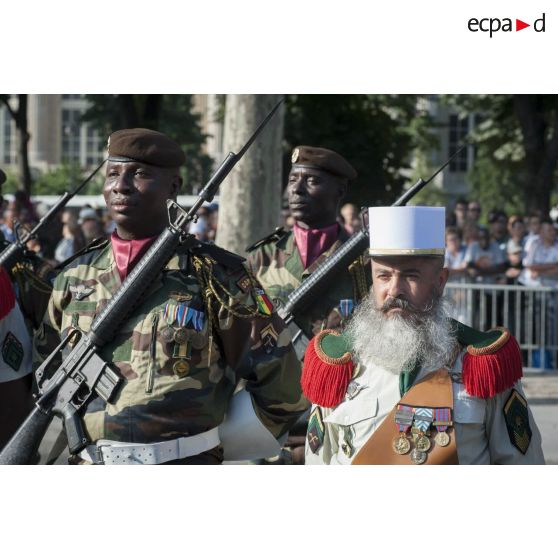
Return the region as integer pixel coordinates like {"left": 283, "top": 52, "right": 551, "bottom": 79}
{"left": 303, "top": 206, "right": 544, "bottom": 465}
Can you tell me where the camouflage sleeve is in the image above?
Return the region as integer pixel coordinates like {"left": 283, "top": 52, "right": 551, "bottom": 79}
{"left": 208, "top": 259, "right": 309, "bottom": 439}
{"left": 245, "top": 248, "right": 261, "bottom": 275}
{"left": 32, "top": 272, "right": 68, "bottom": 372}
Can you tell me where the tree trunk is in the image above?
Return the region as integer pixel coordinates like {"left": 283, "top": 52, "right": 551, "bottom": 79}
{"left": 216, "top": 95, "right": 284, "bottom": 257}
{"left": 15, "top": 95, "right": 32, "bottom": 195}
{"left": 513, "top": 95, "right": 558, "bottom": 215}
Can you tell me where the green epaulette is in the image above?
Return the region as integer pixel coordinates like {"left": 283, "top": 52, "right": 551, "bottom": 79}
{"left": 246, "top": 227, "right": 287, "bottom": 253}
{"left": 451, "top": 319, "right": 508, "bottom": 352}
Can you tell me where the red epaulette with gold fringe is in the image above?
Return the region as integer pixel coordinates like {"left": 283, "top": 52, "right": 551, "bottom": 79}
{"left": 455, "top": 320, "right": 523, "bottom": 399}
{"left": 301, "top": 329, "right": 354, "bottom": 408}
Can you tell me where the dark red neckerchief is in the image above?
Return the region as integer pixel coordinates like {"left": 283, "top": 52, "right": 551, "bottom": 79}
{"left": 110, "top": 231, "right": 157, "bottom": 281}
{"left": 293, "top": 222, "right": 339, "bottom": 269}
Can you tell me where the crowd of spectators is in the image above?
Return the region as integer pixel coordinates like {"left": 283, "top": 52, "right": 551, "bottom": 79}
{"left": 2, "top": 189, "right": 557, "bottom": 289}
{"left": 445, "top": 199, "right": 558, "bottom": 289}
{"left": 0, "top": 192, "right": 220, "bottom": 267}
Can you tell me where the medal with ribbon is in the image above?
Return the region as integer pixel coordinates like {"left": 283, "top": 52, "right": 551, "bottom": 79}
{"left": 411, "top": 407, "right": 434, "bottom": 464}
{"left": 163, "top": 301, "right": 206, "bottom": 331}
{"left": 392, "top": 404, "right": 414, "bottom": 455}
{"left": 339, "top": 299, "right": 354, "bottom": 319}
{"left": 433, "top": 408, "right": 452, "bottom": 447}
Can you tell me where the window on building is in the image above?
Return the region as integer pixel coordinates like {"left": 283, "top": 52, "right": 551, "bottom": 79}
{"left": 448, "top": 113, "right": 469, "bottom": 172}
{"left": 85, "top": 125, "right": 102, "bottom": 165}
{"left": 61, "top": 109, "right": 82, "bottom": 162}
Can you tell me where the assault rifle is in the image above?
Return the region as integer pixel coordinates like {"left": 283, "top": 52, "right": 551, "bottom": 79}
{"left": 278, "top": 146, "right": 466, "bottom": 358}
{"left": 0, "top": 159, "right": 106, "bottom": 273}
{"left": 0, "top": 100, "right": 283, "bottom": 464}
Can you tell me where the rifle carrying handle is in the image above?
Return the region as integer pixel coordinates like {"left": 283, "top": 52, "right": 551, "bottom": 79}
{"left": 0, "top": 405, "right": 53, "bottom": 465}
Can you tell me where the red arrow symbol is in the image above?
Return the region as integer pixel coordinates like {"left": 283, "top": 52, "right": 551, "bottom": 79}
{"left": 516, "top": 19, "right": 530, "bottom": 31}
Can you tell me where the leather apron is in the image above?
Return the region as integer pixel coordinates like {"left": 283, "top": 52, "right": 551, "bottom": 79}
{"left": 352, "top": 368, "right": 459, "bottom": 465}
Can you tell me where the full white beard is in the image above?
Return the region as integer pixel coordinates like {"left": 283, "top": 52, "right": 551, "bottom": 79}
{"left": 345, "top": 294, "right": 458, "bottom": 375}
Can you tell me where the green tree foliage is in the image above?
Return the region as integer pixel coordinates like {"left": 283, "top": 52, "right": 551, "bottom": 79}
{"left": 33, "top": 162, "right": 104, "bottom": 195}
{"left": 445, "top": 94, "right": 558, "bottom": 217}
{"left": 284, "top": 95, "right": 436, "bottom": 207}
{"left": 82, "top": 95, "right": 213, "bottom": 194}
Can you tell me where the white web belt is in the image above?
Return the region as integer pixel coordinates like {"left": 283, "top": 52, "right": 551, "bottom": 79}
{"left": 79, "top": 427, "right": 220, "bottom": 465}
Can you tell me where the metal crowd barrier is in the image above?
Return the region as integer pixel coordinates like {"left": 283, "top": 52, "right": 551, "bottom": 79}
{"left": 445, "top": 282, "right": 558, "bottom": 373}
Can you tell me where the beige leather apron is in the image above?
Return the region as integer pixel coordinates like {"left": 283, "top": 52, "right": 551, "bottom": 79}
{"left": 352, "top": 369, "right": 459, "bottom": 465}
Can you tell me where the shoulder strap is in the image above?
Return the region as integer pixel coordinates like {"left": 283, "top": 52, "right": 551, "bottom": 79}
{"left": 54, "top": 237, "right": 109, "bottom": 271}
{"left": 188, "top": 241, "right": 245, "bottom": 270}
{"left": 246, "top": 227, "right": 287, "bottom": 253}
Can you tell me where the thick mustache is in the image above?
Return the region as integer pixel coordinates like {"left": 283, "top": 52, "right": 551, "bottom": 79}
{"left": 381, "top": 297, "right": 413, "bottom": 312}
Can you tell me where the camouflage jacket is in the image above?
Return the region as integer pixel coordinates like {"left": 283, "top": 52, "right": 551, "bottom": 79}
{"left": 246, "top": 227, "right": 370, "bottom": 339}
{"left": 34, "top": 239, "right": 308, "bottom": 463}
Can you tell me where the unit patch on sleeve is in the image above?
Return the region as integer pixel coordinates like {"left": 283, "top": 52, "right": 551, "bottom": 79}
{"left": 307, "top": 407, "right": 325, "bottom": 454}
{"left": 236, "top": 275, "right": 252, "bottom": 293}
{"left": 2, "top": 331, "right": 24, "bottom": 372}
{"left": 260, "top": 323, "right": 279, "bottom": 354}
{"left": 503, "top": 389, "right": 532, "bottom": 455}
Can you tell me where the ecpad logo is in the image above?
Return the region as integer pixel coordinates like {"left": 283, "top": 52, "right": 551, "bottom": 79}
{"left": 468, "top": 13, "right": 546, "bottom": 37}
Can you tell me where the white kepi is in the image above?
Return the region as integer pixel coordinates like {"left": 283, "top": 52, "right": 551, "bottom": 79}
{"left": 368, "top": 206, "right": 446, "bottom": 256}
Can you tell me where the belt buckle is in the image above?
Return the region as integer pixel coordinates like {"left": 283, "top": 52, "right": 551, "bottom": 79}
{"left": 95, "top": 444, "right": 107, "bottom": 465}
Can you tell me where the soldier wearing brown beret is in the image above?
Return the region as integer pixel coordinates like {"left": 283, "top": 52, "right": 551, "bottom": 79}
{"left": 33, "top": 128, "right": 308, "bottom": 465}
{"left": 246, "top": 145, "right": 371, "bottom": 464}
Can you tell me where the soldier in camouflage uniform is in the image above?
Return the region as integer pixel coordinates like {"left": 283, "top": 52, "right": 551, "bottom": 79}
{"left": 247, "top": 145, "right": 369, "bottom": 339}
{"left": 247, "top": 146, "right": 370, "bottom": 463}
{"left": 34, "top": 129, "right": 308, "bottom": 465}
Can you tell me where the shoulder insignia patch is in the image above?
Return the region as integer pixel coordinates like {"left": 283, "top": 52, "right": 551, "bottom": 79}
{"left": 503, "top": 389, "right": 532, "bottom": 455}
{"left": 236, "top": 275, "right": 252, "bottom": 293}
{"left": 307, "top": 407, "right": 325, "bottom": 454}
{"left": 2, "top": 331, "right": 24, "bottom": 372}
{"left": 254, "top": 288, "right": 274, "bottom": 316}
{"left": 246, "top": 227, "right": 286, "bottom": 253}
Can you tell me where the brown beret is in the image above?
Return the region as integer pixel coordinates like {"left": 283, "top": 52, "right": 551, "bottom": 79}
{"left": 291, "top": 145, "right": 357, "bottom": 180}
{"left": 107, "top": 128, "right": 186, "bottom": 168}
{"left": 0, "top": 168, "right": 6, "bottom": 187}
